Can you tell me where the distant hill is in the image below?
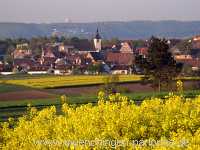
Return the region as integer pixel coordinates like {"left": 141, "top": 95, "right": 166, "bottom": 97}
{"left": 0, "top": 21, "right": 200, "bottom": 39}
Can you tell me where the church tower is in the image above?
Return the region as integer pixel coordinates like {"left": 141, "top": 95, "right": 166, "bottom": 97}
{"left": 93, "top": 28, "right": 102, "bottom": 51}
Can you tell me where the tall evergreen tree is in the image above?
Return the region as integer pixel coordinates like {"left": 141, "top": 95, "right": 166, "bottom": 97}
{"left": 136, "top": 37, "right": 183, "bottom": 91}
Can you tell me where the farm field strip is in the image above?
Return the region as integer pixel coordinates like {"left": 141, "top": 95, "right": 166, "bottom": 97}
{"left": 1, "top": 89, "right": 200, "bottom": 122}
{"left": 0, "top": 75, "right": 142, "bottom": 89}
{"left": 1, "top": 74, "right": 200, "bottom": 89}
{"left": 1, "top": 89, "right": 199, "bottom": 108}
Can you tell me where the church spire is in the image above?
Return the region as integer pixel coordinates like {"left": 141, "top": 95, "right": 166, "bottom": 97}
{"left": 95, "top": 28, "right": 101, "bottom": 39}
{"left": 94, "top": 28, "right": 102, "bottom": 51}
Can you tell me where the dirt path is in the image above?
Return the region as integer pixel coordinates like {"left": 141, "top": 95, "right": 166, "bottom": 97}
{"left": 0, "top": 90, "right": 56, "bottom": 101}
{"left": 47, "top": 83, "right": 155, "bottom": 96}
{"left": 47, "top": 81, "right": 200, "bottom": 96}
{"left": 0, "top": 81, "right": 199, "bottom": 101}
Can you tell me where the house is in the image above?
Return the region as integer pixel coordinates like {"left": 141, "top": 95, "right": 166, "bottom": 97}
{"left": 100, "top": 63, "right": 111, "bottom": 74}
{"left": 54, "top": 65, "right": 72, "bottom": 75}
{"left": 175, "top": 55, "right": 200, "bottom": 71}
{"left": 136, "top": 47, "right": 148, "bottom": 58}
{"left": 54, "top": 58, "right": 72, "bottom": 74}
{"left": 179, "top": 59, "right": 200, "bottom": 71}
{"left": 106, "top": 52, "right": 134, "bottom": 66}
{"left": 119, "top": 42, "right": 133, "bottom": 53}
{"left": 13, "top": 58, "right": 35, "bottom": 71}
{"left": 86, "top": 52, "right": 104, "bottom": 63}
{"left": 174, "top": 55, "right": 193, "bottom": 60}
{"left": 42, "top": 48, "right": 56, "bottom": 58}
{"left": 66, "top": 54, "right": 83, "bottom": 66}
{"left": 13, "top": 43, "right": 32, "bottom": 59}
{"left": 40, "top": 48, "right": 57, "bottom": 67}
{"left": 111, "top": 44, "right": 122, "bottom": 52}
{"left": 58, "top": 44, "right": 74, "bottom": 53}
{"left": 55, "top": 58, "right": 67, "bottom": 66}
{"left": 13, "top": 49, "right": 32, "bottom": 59}
{"left": 16, "top": 43, "right": 29, "bottom": 49}
{"left": 40, "top": 57, "right": 57, "bottom": 67}
{"left": 111, "top": 65, "right": 131, "bottom": 75}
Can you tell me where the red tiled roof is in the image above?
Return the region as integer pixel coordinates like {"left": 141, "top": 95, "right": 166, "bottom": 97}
{"left": 14, "top": 59, "right": 35, "bottom": 66}
{"left": 42, "top": 57, "right": 57, "bottom": 66}
{"left": 106, "top": 52, "right": 134, "bottom": 65}
{"left": 137, "top": 47, "right": 148, "bottom": 56}
{"left": 177, "top": 58, "right": 200, "bottom": 67}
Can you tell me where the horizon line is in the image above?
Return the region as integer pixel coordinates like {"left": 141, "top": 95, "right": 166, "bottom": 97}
{"left": 0, "top": 19, "right": 200, "bottom": 24}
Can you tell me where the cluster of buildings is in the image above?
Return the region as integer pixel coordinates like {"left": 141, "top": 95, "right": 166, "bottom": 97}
{"left": 1, "top": 29, "right": 200, "bottom": 75}
{"left": 2, "top": 29, "right": 146, "bottom": 75}
{"left": 173, "top": 36, "right": 200, "bottom": 72}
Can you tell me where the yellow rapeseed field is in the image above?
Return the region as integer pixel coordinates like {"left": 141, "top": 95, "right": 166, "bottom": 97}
{"left": 1, "top": 87, "right": 200, "bottom": 149}
{"left": 0, "top": 75, "right": 142, "bottom": 89}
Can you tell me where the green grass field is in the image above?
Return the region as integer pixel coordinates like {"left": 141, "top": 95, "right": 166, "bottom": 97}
{"left": 0, "top": 83, "right": 32, "bottom": 93}
{"left": 0, "top": 95, "right": 98, "bottom": 122}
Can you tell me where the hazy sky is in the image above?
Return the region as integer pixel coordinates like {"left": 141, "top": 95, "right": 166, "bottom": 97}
{"left": 0, "top": 0, "right": 200, "bottom": 23}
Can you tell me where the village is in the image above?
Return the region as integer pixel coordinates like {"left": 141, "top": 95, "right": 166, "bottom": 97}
{"left": 0, "top": 29, "right": 200, "bottom": 76}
